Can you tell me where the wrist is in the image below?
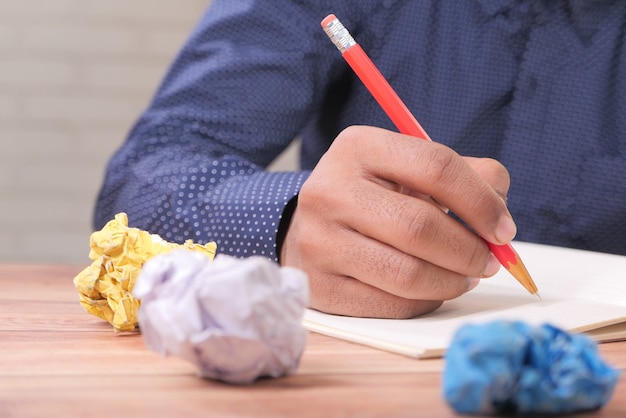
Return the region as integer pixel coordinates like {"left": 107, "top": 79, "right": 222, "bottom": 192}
{"left": 276, "top": 194, "right": 299, "bottom": 264}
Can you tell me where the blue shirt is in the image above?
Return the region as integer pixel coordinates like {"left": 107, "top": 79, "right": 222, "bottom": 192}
{"left": 95, "top": 0, "right": 626, "bottom": 260}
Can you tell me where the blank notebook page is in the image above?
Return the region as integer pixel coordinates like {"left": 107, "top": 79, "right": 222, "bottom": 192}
{"left": 303, "top": 242, "right": 626, "bottom": 358}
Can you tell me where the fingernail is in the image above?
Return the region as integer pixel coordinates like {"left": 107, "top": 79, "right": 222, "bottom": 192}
{"left": 483, "top": 253, "right": 500, "bottom": 277}
{"left": 467, "top": 277, "right": 481, "bottom": 292}
{"left": 495, "top": 215, "right": 517, "bottom": 243}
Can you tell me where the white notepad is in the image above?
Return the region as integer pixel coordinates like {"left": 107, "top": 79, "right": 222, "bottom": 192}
{"left": 303, "top": 242, "right": 626, "bottom": 358}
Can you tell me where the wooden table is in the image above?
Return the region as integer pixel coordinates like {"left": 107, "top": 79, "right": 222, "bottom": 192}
{"left": 1, "top": 264, "right": 625, "bottom": 417}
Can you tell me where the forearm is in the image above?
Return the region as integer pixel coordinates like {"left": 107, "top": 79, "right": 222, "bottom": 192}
{"left": 94, "top": 0, "right": 346, "bottom": 259}
{"left": 95, "top": 129, "right": 311, "bottom": 261}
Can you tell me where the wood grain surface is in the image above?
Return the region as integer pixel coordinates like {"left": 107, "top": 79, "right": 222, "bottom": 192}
{"left": 1, "top": 264, "right": 624, "bottom": 418}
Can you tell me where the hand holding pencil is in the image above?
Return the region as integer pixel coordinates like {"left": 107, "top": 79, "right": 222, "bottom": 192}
{"left": 281, "top": 124, "right": 520, "bottom": 317}
{"left": 277, "top": 15, "right": 538, "bottom": 319}
{"left": 320, "top": 14, "right": 539, "bottom": 299}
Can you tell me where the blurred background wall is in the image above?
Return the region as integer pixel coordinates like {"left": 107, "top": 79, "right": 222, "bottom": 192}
{"left": 0, "top": 0, "right": 300, "bottom": 264}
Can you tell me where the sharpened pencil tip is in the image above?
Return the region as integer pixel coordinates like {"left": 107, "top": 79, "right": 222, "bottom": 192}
{"left": 500, "top": 251, "right": 539, "bottom": 297}
{"left": 534, "top": 292, "right": 542, "bottom": 301}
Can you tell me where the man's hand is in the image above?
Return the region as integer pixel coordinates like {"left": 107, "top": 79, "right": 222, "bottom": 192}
{"left": 280, "top": 126, "right": 516, "bottom": 318}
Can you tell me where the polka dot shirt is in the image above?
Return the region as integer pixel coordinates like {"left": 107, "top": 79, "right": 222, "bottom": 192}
{"left": 95, "top": 0, "right": 626, "bottom": 259}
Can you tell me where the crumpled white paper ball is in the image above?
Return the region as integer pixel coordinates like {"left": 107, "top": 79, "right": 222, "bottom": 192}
{"left": 133, "top": 251, "right": 309, "bottom": 384}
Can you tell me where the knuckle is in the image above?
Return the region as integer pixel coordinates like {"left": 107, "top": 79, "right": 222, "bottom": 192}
{"left": 490, "top": 158, "right": 510, "bottom": 180}
{"left": 394, "top": 203, "right": 437, "bottom": 249}
{"left": 465, "top": 242, "right": 490, "bottom": 277}
{"left": 403, "top": 209, "right": 432, "bottom": 242}
{"left": 389, "top": 255, "right": 423, "bottom": 294}
{"left": 299, "top": 176, "right": 334, "bottom": 211}
{"left": 389, "top": 253, "right": 472, "bottom": 301}
{"left": 299, "top": 178, "right": 322, "bottom": 201}
{"left": 478, "top": 157, "right": 511, "bottom": 197}
{"left": 493, "top": 165, "right": 511, "bottom": 197}
{"left": 484, "top": 157, "right": 509, "bottom": 178}
{"left": 421, "top": 146, "right": 458, "bottom": 184}
{"left": 335, "top": 125, "right": 365, "bottom": 148}
{"left": 466, "top": 184, "right": 497, "bottom": 213}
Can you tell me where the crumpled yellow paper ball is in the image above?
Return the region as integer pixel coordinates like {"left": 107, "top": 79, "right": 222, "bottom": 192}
{"left": 73, "top": 212, "right": 217, "bottom": 332}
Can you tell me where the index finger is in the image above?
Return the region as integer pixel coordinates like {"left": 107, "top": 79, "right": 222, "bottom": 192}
{"left": 346, "top": 126, "right": 517, "bottom": 245}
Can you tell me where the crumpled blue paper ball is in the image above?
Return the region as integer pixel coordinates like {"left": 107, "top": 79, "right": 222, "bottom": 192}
{"left": 443, "top": 321, "right": 619, "bottom": 415}
{"left": 133, "top": 251, "right": 309, "bottom": 385}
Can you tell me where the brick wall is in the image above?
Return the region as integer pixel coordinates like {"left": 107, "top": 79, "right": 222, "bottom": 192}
{"left": 0, "top": 0, "right": 218, "bottom": 264}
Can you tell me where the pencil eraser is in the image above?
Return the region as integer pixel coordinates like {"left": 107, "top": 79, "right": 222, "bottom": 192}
{"left": 321, "top": 14, "right": 337, "bottom": 28}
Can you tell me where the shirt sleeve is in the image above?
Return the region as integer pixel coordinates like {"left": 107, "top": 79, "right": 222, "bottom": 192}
{"left": 93, "top": 1, "right": 346, "bottom": 260}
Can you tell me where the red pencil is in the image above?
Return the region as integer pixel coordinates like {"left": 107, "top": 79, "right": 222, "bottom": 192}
{"left": 321, "top": 14, "right": 539, "bottom": 298}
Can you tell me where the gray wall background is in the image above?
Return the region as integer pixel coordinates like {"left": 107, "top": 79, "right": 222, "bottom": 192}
{"left": 0, "top": 0, "right": 299, "bottom": 264}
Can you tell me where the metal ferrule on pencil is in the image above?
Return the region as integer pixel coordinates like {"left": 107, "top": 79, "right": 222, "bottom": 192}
{"left": 322, "top": 16, "right": 356, "bottom": 53}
